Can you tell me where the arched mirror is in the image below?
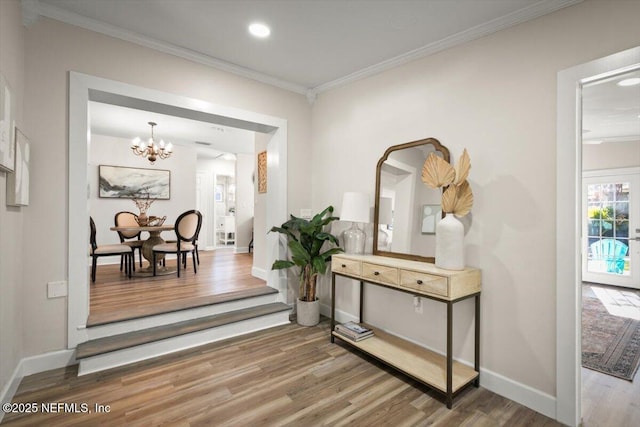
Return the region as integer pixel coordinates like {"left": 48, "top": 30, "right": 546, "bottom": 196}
{"left": 373, "top": 138, "right": 450, "bottom": 263}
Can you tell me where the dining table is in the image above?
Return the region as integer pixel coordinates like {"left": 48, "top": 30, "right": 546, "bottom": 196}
{"left": 110, "top": 224, "right": 175, "bottom": 276}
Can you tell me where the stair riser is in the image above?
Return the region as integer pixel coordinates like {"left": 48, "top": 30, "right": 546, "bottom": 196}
{"left": 78, "top": 311, "right": 290, "bottom": 376}
{"left": 87, "top": 293, "right": 279, "bottom": 339}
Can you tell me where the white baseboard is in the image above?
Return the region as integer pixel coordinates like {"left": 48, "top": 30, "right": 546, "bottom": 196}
{"left": 235, "top": 246, "right": 249, "bottom": 254}
{"left": 319, "top": 303, "right": 556, "bottom": 420}
{"left": 252, "top": 266, "right": 268, "bottom": 281}
{"left": 0, "top": 349, "right": 76, "bottom": 423}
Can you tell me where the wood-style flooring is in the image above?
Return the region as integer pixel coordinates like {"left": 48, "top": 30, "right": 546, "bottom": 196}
{"left": 89, "top": 249, "right": 266, "bottom": 325}
{"left": 2, "top": 320, "right": 561, "bottom": 427}
{"left": 581, "top": 283, "right": 640, "bottom": 426}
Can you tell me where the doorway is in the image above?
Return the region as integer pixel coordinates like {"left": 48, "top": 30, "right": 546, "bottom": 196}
{"left": 68, "top": 72, "right": 289, "bottom": 349}
{"left": 556, "top": 46, "right": 640, "bottom": 426}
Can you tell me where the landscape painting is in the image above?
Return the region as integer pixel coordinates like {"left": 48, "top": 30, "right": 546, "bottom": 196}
{"left": 99, "top": 165, "right": 170, "bottom": 199}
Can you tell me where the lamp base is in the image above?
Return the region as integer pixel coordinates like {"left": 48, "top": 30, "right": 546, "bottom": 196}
{"left": 343, "top": 223, "right": 365, "bottom": 254}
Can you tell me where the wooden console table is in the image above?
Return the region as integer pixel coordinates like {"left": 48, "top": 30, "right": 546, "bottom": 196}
{"left": 330, "top": 254, "right": 481, "bottom": 408}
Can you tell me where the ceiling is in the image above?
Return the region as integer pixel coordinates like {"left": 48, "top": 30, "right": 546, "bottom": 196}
{"left": 31, "top": 0, "right": 637, "bottom": 155}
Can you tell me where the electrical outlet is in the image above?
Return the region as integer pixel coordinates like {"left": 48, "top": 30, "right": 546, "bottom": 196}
{"left": 300, "top": 209, "right": 312, "bottom": 219}
{"left": 413, "top": 296, "right": 423, "bottom": 314}
{"left": 47, "top": 281, "right": 68, "bottom": 298}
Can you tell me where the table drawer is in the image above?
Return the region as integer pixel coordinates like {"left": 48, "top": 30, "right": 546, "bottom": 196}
{"left": 362, "top": 263, "right": 398, "bottom": 285}
{"left": 332, "top": 258, "right": 361, "bottom": 277}
{"left": 399, "top": 269, "right": 448, "bottom": 296}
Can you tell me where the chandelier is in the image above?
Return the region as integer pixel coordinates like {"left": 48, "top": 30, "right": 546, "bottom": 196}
{"left": 131, "top": 121, "right": 173, "bottom": 164}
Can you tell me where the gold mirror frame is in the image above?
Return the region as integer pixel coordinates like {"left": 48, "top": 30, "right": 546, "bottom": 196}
{"left": 373, "top": 137, "right": 450, "bottom": 263}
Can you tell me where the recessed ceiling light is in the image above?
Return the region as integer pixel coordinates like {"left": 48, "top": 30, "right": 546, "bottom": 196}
{"left": 249, "top": 22, "right": 270, "bottom": 38}
{"left": 616, "top": 77, "right": 640, "bottom": 87}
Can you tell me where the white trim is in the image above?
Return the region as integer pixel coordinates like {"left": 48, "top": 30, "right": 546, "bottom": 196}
{"left": 557, "top": 46, "right": 640, "bottom": 427}
{"left": 252, "top": 266, "right": 269, "bottom": 281}
{"left": 583, "top": 166, "right": 640, "bottom": 178}
{"left": 68, "top": 72, "right": 288, "bottom": 350}
{"left": 0, "top": 349, "right": 76, "bottom": 423}
{"left": 30, "top": 0, "right": 581, "bottom": 96}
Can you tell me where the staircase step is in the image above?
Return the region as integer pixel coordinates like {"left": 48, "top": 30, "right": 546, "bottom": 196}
{"left": 77, "top": 302, "right": 290, "bottom": 359}
{"left": 87, "top": 286, "right": 279, "bottom": 327}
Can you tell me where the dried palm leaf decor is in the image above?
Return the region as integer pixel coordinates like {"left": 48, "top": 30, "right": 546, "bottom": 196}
{"left": 421, "top": 149, "right": 473, "bottom": 217}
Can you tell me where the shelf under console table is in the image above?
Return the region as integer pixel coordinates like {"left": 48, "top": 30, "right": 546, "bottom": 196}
{"left": 330, "top": 253, "right": 481, "bottom": 408}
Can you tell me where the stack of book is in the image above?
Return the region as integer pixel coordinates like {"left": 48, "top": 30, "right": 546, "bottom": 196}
{"left": 334, "top": 322, "right": 374, "bottom": 342}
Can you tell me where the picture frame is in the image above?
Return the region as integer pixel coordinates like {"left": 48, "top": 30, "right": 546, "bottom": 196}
{"left": 98, "top": 165, "right": 170, "bottom": 199}
{"left": 0, "top": 73, "right": 16, "bottom": 173}
{"left": 257, "top": 150, "right": 267, "bottom": 193}
{"left": 421, "top": 204, "right": 442, "bottom": 234}
{"left": 6, "top": 128, "right": 30, "bottom": 206}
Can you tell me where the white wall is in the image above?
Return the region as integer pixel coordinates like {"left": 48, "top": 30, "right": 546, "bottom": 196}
{"left": 310, "top": 0, "right": 640, "bottom": 399}
{"left": 253, "top": 133, "right": 269, "bottom": 279}
{"left": 235, "top": 152, "right": 255, "bottom": 252}
{"left": 0, "top": 0, "right": 25, "bottom": 405}
{"left": 89, "top": 134, "right": 197, "bottom": 262}
{"left": 583, "top": 140, "right": 640, "bottom": 170}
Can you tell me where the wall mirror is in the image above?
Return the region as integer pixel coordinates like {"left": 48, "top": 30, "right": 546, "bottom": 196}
{"left": 373, "top": 137, "right": 450, "bottom": 263}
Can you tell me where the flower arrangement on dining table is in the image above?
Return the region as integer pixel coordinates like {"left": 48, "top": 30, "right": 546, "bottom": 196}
{"left": 130, "top": 188, "right": 156, "bottom": 225}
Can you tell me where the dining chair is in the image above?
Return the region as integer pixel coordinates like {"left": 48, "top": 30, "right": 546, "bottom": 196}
{"left": 90, "top": 217, "right": 134, "bottom": 283}
{"left": 152, "top": 210, "right": 202, "bottom": 277}
{"left": 115, "top": 211, "right": 144, "bottom": 270}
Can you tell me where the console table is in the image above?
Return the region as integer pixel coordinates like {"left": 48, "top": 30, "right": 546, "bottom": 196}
{"left": 330, "top": 254, "right": 481, "bottom": 408}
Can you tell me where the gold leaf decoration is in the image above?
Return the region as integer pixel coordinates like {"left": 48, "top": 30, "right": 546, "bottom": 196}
{"left": 452, "top": 181, "right": 473, "bottom": 217}
{"left": 454, "top": 149, "right": 471, "bottom": 186}
{"left": 421, "top": 153, "right": 455, "bottom": 188}
{"left": 422, "top": 147, "right": 474, "bottom": 217}
{"left": 441, "top": 185, "right": 457, "bottom": 213}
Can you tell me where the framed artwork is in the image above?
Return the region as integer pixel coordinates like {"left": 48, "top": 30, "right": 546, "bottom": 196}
{"left": 421, "top": 204, "right": 442, "bottom": 234}
{"left": 0, "top": 73, "right": 16, "bottom": 172}
{"left": 215, "top": 184, "right": 223, "bottom": 202}
{"left": 6, "top": 129, "right": 30, "bottom": 206}
{"left": 99, "top": 165, "right": 170, "bottom": 199}
{"left": 257, "top": 150, "right": 267, "bottom": 193}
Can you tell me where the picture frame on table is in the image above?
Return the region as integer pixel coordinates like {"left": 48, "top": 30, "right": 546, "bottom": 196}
{"left": 421, "top": 204, "right": 442, "bottom": 234}
{"left": 0, "top": 73, "right": 16, "bottom": 173}
{"left": 6, "top": 128, "right": 30, "bottom": 206}
{"left": 98, "top": 165, "right": 170, "bottom": 199}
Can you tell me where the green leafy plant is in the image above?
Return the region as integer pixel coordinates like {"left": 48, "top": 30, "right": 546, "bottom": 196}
{"left": 270, "top": 206, "right": 344, "bottom": 302}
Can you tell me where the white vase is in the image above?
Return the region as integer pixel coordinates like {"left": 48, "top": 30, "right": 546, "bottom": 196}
{"left": 296, "top": 298, "right": 320, "bottom": 326}
{"left": 435, "top": 213, "right": 465, "bottom": 270}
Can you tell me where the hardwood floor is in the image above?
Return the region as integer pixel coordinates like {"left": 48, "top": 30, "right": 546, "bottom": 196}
{"left": 89, "top": 249, "right": 267, "bottom": 325}
{"left": 581, "top": 283, "right": 640, "bottom": 426}
{"left": 2, "top": 320, "right": 561, "bottom": 427}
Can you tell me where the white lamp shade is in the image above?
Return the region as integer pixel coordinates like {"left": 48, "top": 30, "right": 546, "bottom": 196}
{"left": 378, "top": 197, "right": 393, "bottom": 224}
{"left": 341, "top": 192, "right": 370, "bottom": 223}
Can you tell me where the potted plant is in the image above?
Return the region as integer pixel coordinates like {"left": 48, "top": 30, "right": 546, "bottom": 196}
{"left": 270, "top": 206, "right": 344, "bottom": 326}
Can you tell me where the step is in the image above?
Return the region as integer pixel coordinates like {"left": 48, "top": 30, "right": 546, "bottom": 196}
{"left": 86, "top": 287, "right": 281, "bottom": 340}
{"left": 77, "top": 302, "right": 291, "bottom": 375}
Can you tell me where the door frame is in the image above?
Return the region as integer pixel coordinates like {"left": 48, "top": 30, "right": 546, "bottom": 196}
{"left": 68, "top": 72, "right": 288, "bottom": 349}
{"left": 556, "top": 46, "right": 640, "bottom": 426}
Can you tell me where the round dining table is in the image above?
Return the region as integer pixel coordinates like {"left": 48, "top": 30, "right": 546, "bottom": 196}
{"left": 110, "top": 224, "right": 175, "bottom": 276}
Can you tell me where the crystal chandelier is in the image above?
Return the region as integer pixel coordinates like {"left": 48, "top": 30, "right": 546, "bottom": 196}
{"left": 131, "top": 121, "right": 173, "bottom": 164}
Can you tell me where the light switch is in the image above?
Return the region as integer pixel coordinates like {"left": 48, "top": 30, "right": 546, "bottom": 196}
{"left": 47, "top": 281, "right": 68, "bottom": 298}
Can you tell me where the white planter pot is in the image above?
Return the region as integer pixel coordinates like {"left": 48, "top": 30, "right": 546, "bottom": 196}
{"left": 296, "top": 298, "right": 320, "bottom": 326}
{"left": 435, "top": 213, "right": 465, "bottom": 270}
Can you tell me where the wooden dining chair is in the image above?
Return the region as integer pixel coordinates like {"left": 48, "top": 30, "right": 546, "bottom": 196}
{"left": 90, "top": 217, "right": 134, "bottom": 283}
{"left": 152, "top": 210, "right": 202, "bottom": 277}
{"left": 115, "top": 211, "right": 144, "bottom": 270}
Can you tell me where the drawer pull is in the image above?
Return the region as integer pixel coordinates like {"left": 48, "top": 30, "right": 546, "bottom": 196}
{"left": 341, "top": 264, "right": 346, "bottom": 268}
{"left": 416, "top": 280, "right": 423, "bottom": 285}
{"left": 374, "top": 271, "right": 380, "bottom": 276}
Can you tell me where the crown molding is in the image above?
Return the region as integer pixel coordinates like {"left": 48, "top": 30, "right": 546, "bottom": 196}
{"left": 27, "top": 0, "right": 582, "bottom": 98}
{"left": 312, "top": 0, "right": 584, "bottom": 93}
{"left": 30, "top": 1, "right": 308, "bottom": 95}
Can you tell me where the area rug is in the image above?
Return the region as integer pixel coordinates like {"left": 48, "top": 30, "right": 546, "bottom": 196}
{"left": 582, "top": 288, "right": 640, "bottom": 381}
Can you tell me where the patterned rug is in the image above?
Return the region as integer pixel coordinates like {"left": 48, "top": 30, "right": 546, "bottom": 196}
{"left": 582, "top": 288, "right": 640, "bottom": 381}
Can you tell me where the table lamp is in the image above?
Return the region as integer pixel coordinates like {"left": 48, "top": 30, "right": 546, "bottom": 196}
{"left": 340, "top": 192, "right": 370, "bottom": 254}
